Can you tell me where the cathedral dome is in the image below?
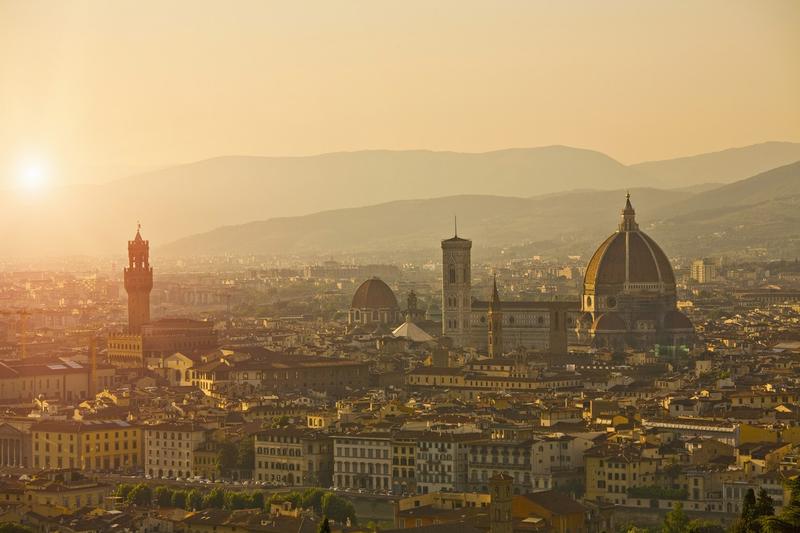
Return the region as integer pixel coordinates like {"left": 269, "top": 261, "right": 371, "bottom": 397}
{"left": 591, "top": 312, "right": 627, "bottom": 332}
{"left": 583, "top": 194, "right": 675, "bottom": 293}
{"left": 663, "top": 310, "right": 694, "bottom": 331}
{"left": 351, "top": 277, "right": 398, "bottom": 310}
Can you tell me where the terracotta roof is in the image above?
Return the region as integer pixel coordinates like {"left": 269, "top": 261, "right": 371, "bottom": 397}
{"left": 351, "top": 277, "right": 398, "bottom": 310}
{"left": 584, "top": 197, "right": 676, "bottom": 290}
{"left": 519, "top": 490, "right": 587, "bottom": 515}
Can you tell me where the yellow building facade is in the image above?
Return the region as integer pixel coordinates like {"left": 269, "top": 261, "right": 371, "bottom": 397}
{"left": 30, "top": 419, "right": 142, "bottom": 472}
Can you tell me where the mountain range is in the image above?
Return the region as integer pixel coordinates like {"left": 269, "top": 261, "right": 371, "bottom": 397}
{"left": 2, "top": 141, "right": 799, "bottom": 258}
{"left": 163, "top": 160, "right": 800, "bottom": 261}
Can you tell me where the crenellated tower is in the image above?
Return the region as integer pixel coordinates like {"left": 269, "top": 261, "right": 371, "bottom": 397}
{"left": 124, "top": 224, "right": 153, "bottom": 334}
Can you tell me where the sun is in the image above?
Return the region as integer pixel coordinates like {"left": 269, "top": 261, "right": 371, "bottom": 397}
{"left": 16, "top": 158, "right": 49, "bottom": 192}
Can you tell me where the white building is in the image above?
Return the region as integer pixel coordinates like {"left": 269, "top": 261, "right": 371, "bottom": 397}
{"left": 333, "top": 432, "right": 393, "bottom": 491}
{"left": 416, "top": 432, "right": 481, "bottom": 494}
{"left": 144, "top": 422, "right": 207, "bottom": 479}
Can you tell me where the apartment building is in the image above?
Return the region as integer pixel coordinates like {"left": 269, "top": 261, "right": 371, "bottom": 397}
{"left": 144, "top": 422, "right": 207, "bottom": 478}
{"left": 30, "top": 419, "right": 141, "bottom": 472}
{"left": 584, "top": 445, "right": 659, "bottom": 505}
{"left": 254, "top": 428, "right": 332, "bottom": 486}
{"left": 333, "top": 432, "right": 392, "bottom": 491}
{"left": 416, "top": 432, "right": 482, "bottom": 494}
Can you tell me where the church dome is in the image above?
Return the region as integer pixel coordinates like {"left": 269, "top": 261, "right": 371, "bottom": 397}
{"left": 663, "top": 310, "right": 694, "bottom": 331}
{"left": 591, "top": 312, "right": 627, "bottom": 332}
{"left": 351, "top": 277, "right": 398, "bottom": 309}
{"left": 584, "top": 194, "right": 676, "bottom": 292}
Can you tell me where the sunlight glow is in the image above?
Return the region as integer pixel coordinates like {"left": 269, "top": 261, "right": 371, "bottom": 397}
{"left": 16, "top": 158, "right": 49, "bottom": 192}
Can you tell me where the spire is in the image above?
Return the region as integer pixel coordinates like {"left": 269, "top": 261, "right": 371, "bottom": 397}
{"left": 492, "top": 273, "right": 501, "bottom": 305}
{"left": 619, "top": 191, "right": 638, "bottom": 231}
{"left": 454, "top": 215, "right": 458, "bottom": 238}
{"left": 134, "top": 221, "right": 144, "bottom": 242}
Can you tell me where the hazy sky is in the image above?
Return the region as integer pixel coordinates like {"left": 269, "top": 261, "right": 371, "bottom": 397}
{"left": 1, "top": 0, "right": 798, "bottom": 186}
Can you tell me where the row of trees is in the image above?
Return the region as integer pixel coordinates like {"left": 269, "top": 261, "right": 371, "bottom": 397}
{"left": 113, "top": 484, "right": 356, "bottom": 525}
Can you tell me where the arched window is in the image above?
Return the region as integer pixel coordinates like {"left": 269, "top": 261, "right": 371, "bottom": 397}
{"left": 449, "top": 266, "right": 456, "bottom": 284}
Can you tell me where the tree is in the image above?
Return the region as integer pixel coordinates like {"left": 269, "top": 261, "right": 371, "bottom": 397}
{"left": 126, "top": 483, "right": 153, "bottom": 506}
{"left": 187, "top": 489, "right": 204, "bottom": 511}
{"left": 154, "top": 485, "right": 173, "bottom": 507}
{"left": 250, "top": 491, "right": 265, "bottom": 510}
{"left": 203, "top": 487, "right": 226, "bottom": 509}
{"left": 318, "top": 516, "right": 331, "bottom": 533}
{"left": 302, "top": 488, "right": 327, "bottom": 514}
{"left": 115, "top": 483, "right": 134, "bottom": 500}
{"left": 762, "top": 478, "right": 800, "bottom": 533}
{"left": 217, "top": 441, "right": 238, "bottom": 477}
{"left": 321, "top": 493, "right": 357, "bottom": 526}
{"left": 685, "top": 519, "right": 724, "bottom": 533}
{"left": 662, "top": 502, "right": 689, "bottom": 533}
{"left": 237, "top": 436, "right": 255, "bottom": 472}
{"left": 742, "top": 489, "right": 758, "bottom": 524}
{"left": 755, "top": 488, "right": 775, "bottom": 520}
{"left": 171, "top": 490, "right": 187, "bottom": 509}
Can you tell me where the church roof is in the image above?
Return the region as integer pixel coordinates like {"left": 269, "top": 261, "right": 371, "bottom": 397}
{"left": 591, "top": 312, "right": 627, "bottom": 332}
{"left": 584, "top": 195, "right": 676, "bottom": 289}
{"left": 392, "top": 321, "right": 435, "bottom": 343}
{"left": 351, "top": 277, "right": 399, "bottom": 310}
{"left": 663, "top": 310, "right": 694, "bottom": 331}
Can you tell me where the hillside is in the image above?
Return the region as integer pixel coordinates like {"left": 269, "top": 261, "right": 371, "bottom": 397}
{"left": 631, "top": 141, "right": 800, "bottom": 189}
{"left": 2, "top": 143, "right": 798, "bottom": 257}
{"left": 645, "top": 161, "right": 800, "bottom": 257}
{"left": 164, "top": 161, "right": 800, "bottom": 260}
{"left": 160, "top": 188, "right": 691, "bottom": 258}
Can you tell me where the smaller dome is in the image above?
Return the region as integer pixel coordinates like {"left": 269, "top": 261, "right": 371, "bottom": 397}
{"left": 592, "top": 312, "right": 627, "bottom": 332}
{"left": 351, "top": 277, "right": 398, "bottom": 309}
{"left": 663, "top": 310, "right": 694, "bottom": 331}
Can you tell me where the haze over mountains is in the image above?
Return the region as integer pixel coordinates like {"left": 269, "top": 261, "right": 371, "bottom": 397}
{"left": 163, "top": 160, "right": 800, "bottom": 261}
{"left": 3, "top": 142, "right": 799, "bottom": 258}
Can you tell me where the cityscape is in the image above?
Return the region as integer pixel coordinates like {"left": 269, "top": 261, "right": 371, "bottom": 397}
{"left": 1, "top": 2, "right": 800, "bottom": 533}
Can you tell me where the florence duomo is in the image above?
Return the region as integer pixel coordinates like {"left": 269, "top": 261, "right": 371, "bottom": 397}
{"left": 1, "top": 2, "right": 799, "bottom": 533}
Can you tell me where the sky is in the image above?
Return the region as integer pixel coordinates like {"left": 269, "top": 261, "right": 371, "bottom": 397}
{"left": 1, "top": 0, "right": 799, "bottom": 187}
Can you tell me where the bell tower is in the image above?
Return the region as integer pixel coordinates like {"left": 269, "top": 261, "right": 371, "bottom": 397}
{"left": 489, "top": 472, "right": 513, "bottom": 533}
{"left": 124, "top": 224, "right": 153, "bottom": 334}
{"left": 441, "top": 219, "right": 472, "bottom": 347}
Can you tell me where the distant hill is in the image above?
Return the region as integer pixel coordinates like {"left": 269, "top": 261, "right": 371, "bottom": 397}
{"left": 160, "top": 188, "right": 692, "bottom": 258}
{"left": 164, "top": 161, "right": 800, "bottom": 260}
{"left": 646, "top": 161, "right": 800, "bottom": 257}
{"left": 630, "top": 141, "right": 800, "bottom": 189}
{"left": 1, "top": 142, "right": 798, "bottom": 256}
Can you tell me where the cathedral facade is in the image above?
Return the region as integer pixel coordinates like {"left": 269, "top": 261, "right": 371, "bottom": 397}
{"left": 441, "top": 233, "right": 580, "bottom": 354}
{"left": 442, "top": 194, "right": 695, "bottom": 354}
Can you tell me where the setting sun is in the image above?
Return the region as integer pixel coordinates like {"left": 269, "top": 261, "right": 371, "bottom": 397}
{"left": 16, "top": 158, "right": 49, "bottom": 192}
